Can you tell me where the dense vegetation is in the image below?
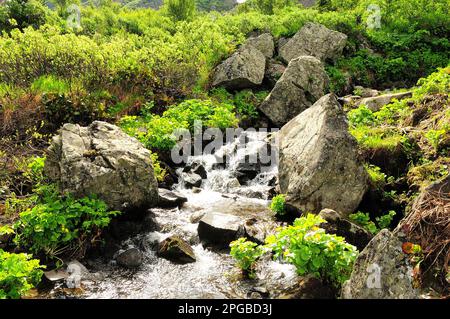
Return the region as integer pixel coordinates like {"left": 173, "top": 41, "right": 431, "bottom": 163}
{"left": 0, "top": 0, "right": 448, "bottom": 298}
{"left": 231, "top": 214, "right": 359, "bottom": 287}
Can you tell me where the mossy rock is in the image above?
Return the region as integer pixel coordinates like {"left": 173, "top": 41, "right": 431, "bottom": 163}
{"left": 157, "top": 236, "right": 196, "bottom": 264}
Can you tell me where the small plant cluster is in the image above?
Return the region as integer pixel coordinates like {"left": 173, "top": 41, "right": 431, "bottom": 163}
{"left": 12, "top": 184, "right": 121, "bottom": 260}
{"left": 365, "top": 164, "right": 395, "bottom": 190}
{"left": 270, "top": 194, "right": 286, "bottom": 216}
{"left": 230, "top": 214, "right": 359, "bottom": 287}
{"left": 120, "top": 99, "right": 238, "bottom": 150}
{"left": 349, "top": 210, "right": 396, "bottom": 234}
{"left": 0, "top": 249, "right": 44, "bottom": 299}
{"left": 229, "top": 238, "right": 264, "bottom": 278}
{"left": 210, "top": 88, "right": 269, "bottom": 121}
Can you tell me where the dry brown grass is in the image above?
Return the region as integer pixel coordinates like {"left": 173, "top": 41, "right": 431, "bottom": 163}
{"left": 402, "top": 177, "right": 450, "bottom": 292}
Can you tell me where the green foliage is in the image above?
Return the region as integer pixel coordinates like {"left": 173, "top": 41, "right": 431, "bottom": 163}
{"left": 350, "top": 126, "right": 407, "bottom": 151}
{"left": 163, "top": 99, "right": 238, "bottom": 130}
{"left": 42, "top": 92, "right": 107, "bottom": 128}
{"left": 415, "top": 66, "right": 450, "bottom": 98}
{"left": 210, "top": 88, "right": 267, "bottom": 120}
{"left": 229, "top": 238, "right": 264, "bottom": 277}
{"left": 13, "top": 184, "right": 121, "bottom": 259}
{"left": 196, "top": 0, "right": 236, "bottom": 12}
{"left": 120, "top": 99, "right": 238, "bottom": 150}
{"left": 0, "top": 0, "right": 53, "bottom": 32}
{"left": 270, "top": 194, "right": 286, "bottom": 216}
{"left": 365, "top": 164, "right": 394, "bottom": 190}
{"left": 265, "top": 214, "right": 358, "bottom": 286}
{"left": 348, "top": 105, "right": 376, "bottom": 127}
{"left": 31, "top": 75, "right": 70, "bottom": 94}
{"left": 0, "top": 249, "right": 44, "bottom": 299}
{"left": 164, "top": 0, "right": 196, "bottom": 21}
{"left": 425, "top": 129, "right": 447, "bottom": 153}
{"left": 376, "top": 210, "right": 396, "bottom": 230}
{"left": 240, "top": 0, "right": 297, "bottom": 15}
{"left": 349, "top": 210, "right": 396, "bottom": 234}
{"left": 229, "top": 215, "right": 359, "bottom": 286}
{"left": 348, "top": 212, "right": 378, "bottom": 234}
{"left": 150, "top": 152, "right": 167, "bottom": 182}
{"left": 23, "top": 156, "right": 46, "bottom": 186}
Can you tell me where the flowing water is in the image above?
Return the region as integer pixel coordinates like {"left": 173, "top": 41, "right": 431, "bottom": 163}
{"left": 44, "top": 131, "right": 295, "bottom": 299}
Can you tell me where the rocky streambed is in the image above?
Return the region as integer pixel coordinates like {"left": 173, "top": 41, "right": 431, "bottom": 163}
{"left": 40, "top": 131, "right": 334, "bottom": 299}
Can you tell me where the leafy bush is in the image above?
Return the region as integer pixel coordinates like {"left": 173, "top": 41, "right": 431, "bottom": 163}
{"left": 376, "top": 210, "right": 396, "bottom": 229}
{"left": 13, "top": 185, "right": 121, "bottom": 259}
{"left": 364, "top": 164, "right": 394, "bottom": 190}
{"left": 348, "top": 105, "right": 376, "bottom": 127}
{"left": 210, "top": 88, "right": 267, "bottom": 120}
{"left": 120, "top": 99, "right": 238, "bottom": 150}
{"left": 0, "top": 249, "right": 44, "bottom": 299}
{"left": 349, "top": 210, "right": 396, "bottom": 234}
{"left": 265, "top": 214, "right": 358, "bottom": 286}
{"left": 0, "top": 0, "right": 53, "bottom": 32}
{"left": 41, "top": 92, "right": 109, "bottom": 129}
{"left": 270, "top": 194, "right": 286, "bottom": 216}
{"left": 163, "top": 99, "right": 237, "bottom": 130}
{"left": 348, "top": 211, "right": 378, "bottom": 234}
{"left": 164, "top": 0, "right": 196, "bottom": 21}
{"left": 239, "top": 0, "right": 297, "bottom": 15}
{"left": 31, "top": 75, "right": 70, "bottom": 94}
{"left": 415, "top": 66, "right": 450, "bottom": 98}
{"left": 23, "top": 156, "right": 46, "bottom": 186}
{"left": 151, "top": 152, "right": 167, "bottom": 182}
{"left": 229, "top": 238, "right": 264, "bottom": 278}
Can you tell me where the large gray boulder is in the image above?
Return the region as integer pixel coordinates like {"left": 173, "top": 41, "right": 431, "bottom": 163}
{"left": 244, "top": 33, "right": 275, "bottom": 59}
{"left": 45, "top": 121, "right": 159, "bottom": 211}
{"left": 259, "top": 55, "right": 329, "bottom": 127}
{"left": 212, "top": 45, "right": 266, "bottom": 90}
{"left": 279, "top": 22, "right": 347, "bottom": 63}
{"left": 341, "top": 229, "right": 420, "bottom": 299}
{"left": 278, "top": 94, "right": 368, "bottom": 215}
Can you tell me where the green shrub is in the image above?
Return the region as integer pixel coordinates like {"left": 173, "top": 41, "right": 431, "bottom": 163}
{"left": 150, "top": 152, "right": 167, "bottom": 182}
{"left": 0, "top": 0, "right": 53, "bottom": 32}
{"left": 163, "top": 99, "right": 238, "bottom": 130}
{"left": 348, "top": 105, "right": 376, "bottom": 127}
{"left": 348, "top": 211, "right": 378, "bottom": 234}
{"left": 350, "top": 126, "right": 407, "bottom": 151}
{"left": 415, "top": 66, "right": 450, "bottom": 98}
{"left": 240, "top": 0, "right": 297, "bottom": 15}
{"left": 376, "top": 210, "right": 396, "bottom": 230}
{"left": 23, "top": 156, "right": 46, "bottom": 186}
{"left": 13, "top": 184, "right": 121, "bottom": 259}
{"left": 270, "top": 194, "right": 286, "bottom": 216}
{"left": 164, "top": 0, "right": 196, "bottom": 21}
{"left": 31, "top": 75, "right": 70, "bottom": 94}
{"left": 119, "top": 115, "right": 185, "bottom": 150}
{"left": 42, "top": 92, "right": 108, "bottom": 129}
{"left": 425, "top": 129, "right": 447, "bottom": 153}
{"left": 349, "top": 210, "right": 396, "bottom": 234}
{"left": 210, "top": 88, "right": 267, "bottom": 120}
{"left": 120, "top": 99, "right": 238, "bottom": 150}
{"left": 0, "top": 249, "right": 44, "bottom": 299}
{"left": 229, "top": 238, "right": 264, "bottom": 278}
{"left": 364, "top": 164, "right": 394, "bottom": 190}
{"left": 265, "top": 214, "right": 358, "bottom": 286}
